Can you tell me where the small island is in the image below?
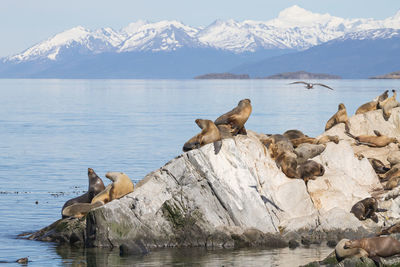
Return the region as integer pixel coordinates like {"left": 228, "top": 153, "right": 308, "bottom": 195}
{"left": 194, "top": 73, "right": 250, "bottom": 79}
{"left": 261, "top": 71, "right": 341, "bottom": 79}
{"left": 370, "top": 71, "right": 400, "bottom": 79}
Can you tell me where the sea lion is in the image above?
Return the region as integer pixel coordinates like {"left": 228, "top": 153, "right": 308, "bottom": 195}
{"left": 344, "top": 237, "right": 400, "bottom": 262}
{"left": 61, "top": 168, "right": 105, "bottom": 217}
{"left": 275, "top": 151, "right": 298, "bottom": 178}
{"left": 290, "top": 137, "right": 316, "bottom": 148}
{"left": 350, "top": 197, "right": 378, "bottom": 223}
{"left": 296, "top": 160, "right": 325, "bottom": 183}
{"left": 346, "top": 130, "right": 398, "bottom": 147}
{"left": 183, "top": 119, "right": 222, "bottom": 154}
{"left": 62, "top": 201, "right": 103, "bottom": 218}
{"left": 379, "top": 163, "right": 400, "bottom": 181}
{"left": 377, "top": 222, "right": 400, "bottom": 236}
{"left": 316, "top": 135, "right": 339, "bottom": 145}
{"left": 92, "top": 172, "right": 134, "bottom": 205}
{"left": 269, "top": 139, "right": 294, "bottom": 160}
{"left": 355, "top": 90, "right": 388, "bottom": 115}
{"left": 325, "top": 103, "right": 350, "bottom": 132}
{"left": 214, "top": 99, "right": 252, "bottom": 136}
{"left": 368, "top": 158, "right": 390, "bottom": 174}
{"left": 283, "top": 129, "right": 306, "bottom": 140}
{"left": 379, "top": 90, "right": 399, "bottom": 120}
{"left": 385, "top": 176, "right": 400, "bottom": 190}
{"left": 294, "top": 143, "right": 326, "bottom": 164}
{"left": 335, "top": 238, "right": 369, "bottom": 262}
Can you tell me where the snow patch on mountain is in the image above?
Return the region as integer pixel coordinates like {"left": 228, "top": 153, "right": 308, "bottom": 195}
{"left": 5, "top": 5, "right": 400, "bottom": 62}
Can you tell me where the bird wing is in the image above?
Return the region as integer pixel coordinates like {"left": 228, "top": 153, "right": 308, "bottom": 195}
{"left": 314, "top": 83, "right": 334, "bottom": 90}
{"left": 288, "top": 81, "right": 308, "bottom": 85}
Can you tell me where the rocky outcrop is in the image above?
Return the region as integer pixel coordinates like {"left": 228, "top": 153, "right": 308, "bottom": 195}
{"left": 30, "top": 108, "right": 400, "bottom": 252}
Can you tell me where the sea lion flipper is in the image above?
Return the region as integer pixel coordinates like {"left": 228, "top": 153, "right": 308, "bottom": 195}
{"left": 374, "top": 130, "right": 382, "bottom": 136}
{"left": 213, "top": 140, "right": 222, "bottom": 155}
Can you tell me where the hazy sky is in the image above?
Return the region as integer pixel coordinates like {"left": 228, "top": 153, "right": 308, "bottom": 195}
{"left": 1, "top": 0, "right": 399, "bottom": 57}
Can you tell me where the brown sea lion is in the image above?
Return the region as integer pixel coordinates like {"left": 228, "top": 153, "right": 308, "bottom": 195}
{"left": 344, "top": 237, "right": 400, "bottom": 262}
{"left": 317, "top": 135, "right": 339, "bottom": 145}
{"left": 275, "top": 151, "right": 298, "bottom": 178}
{"left": 377, "top": 222, "right": 400, "bottom": 236}
{"left": 269, "top": 140, "right": 294, "bottom": 159}
{"left": 283, "top": 129, "right": 306, "bottom": 140}
{"left": 61, "top": 168, "right": 105, "bottom": 217}
{"left": 379, "top": 90, "right": 399, "bottom": 120}
{"left": 290, "top": 137, "right": 316, "bottom": 148}
{"left": 296, "top": 160, "right": 325, "bottom": 183}
{"left": 368, "top": 158, "right": 390, "bottom": 174}
{"left": 379, "top": 163, "right": 400, "bottom": 182}
{"left": 355, "top": 90, "right": 388, "bottom": 115}
{"left": 62, "top": 201, "right": 103, "bottom": 219}
{"left": 183, "top": 119, "right": 222, "bottom": 154}
{"left": 346, "top": 130, "right": 398, "bottom": 147}
{"left": 385, "top": 176, "right": 400, "bottom": 190}
{"left": 214, "top": 99, "right": 252, "bottom": 136}
{"left": 335, "top": 238, "right": 369, "bottom": 262}
{"left": 325, "top": 103, "right": 350, "bottom": 132}
{"left": 92, "top": 172, "right": 134, "bottom": 205}
{"left": 350, "top": 197, "right": 378, "bottom": 223}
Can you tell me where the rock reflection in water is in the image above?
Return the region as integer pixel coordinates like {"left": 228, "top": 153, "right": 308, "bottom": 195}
{"left": 55, "top": 245, "right": 332, "bottom": 267}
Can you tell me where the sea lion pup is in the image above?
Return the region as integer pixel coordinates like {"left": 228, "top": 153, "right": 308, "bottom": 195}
{"left": 61, "top": 168, "right": 105, "bottom": 217}
{"left": 368, "top": 158, "right": 390, "bottom": 174}
{"left": 325, "top": 103, "right": 350, "bottom": 132}
{"left": 296, "top": 160, "right": 324, "bottom": 183}
{"left": 355, "top": 90, "right": 389, "bottom": 115}
{"left": 275, "top": 151, "right": 298, "bottom": 178}
{"left": 345, "top": 130, "right": 398, "bottom": 147}
{"left": 92, "top": 172, "right": 134, "bottom": 205}
{"left": 282, "top": 129, "right": 305, "bottom": 140}
{"left": 379, "top": 90, "right": 400, "bottom": 120}
{"left": 350, "top": 197, "right": 378, "bottom": 223}
{"left": 344, "top": 237, "right": 400, "bottom": 262}
{"left": 214, "top": 99, "right": 252, "bottom": 136}
{"left": 335, "top": 238, "right": 369, "bottom": 262}
{"left": 182, "top": 119, "right": 222, "bottom": 154}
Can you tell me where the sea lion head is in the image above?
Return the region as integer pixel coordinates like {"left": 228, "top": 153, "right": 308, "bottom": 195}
{"left": 195, "top": 119, "right": 209, "bottom": 129}
{"left": 338, "top": 103, "right": 345, "bottom": 110}
{"left": 344, "top": 240, "right": 357, "bottom": 249}
{"left": 105, "top": 172, "right": 124, "bottom": 182}
{"left": 238, "top": 99, "right": 251, "bottom": 106}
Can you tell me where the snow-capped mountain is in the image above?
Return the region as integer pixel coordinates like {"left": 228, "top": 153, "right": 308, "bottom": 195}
{"left": 4, "top": 5, "right": 400, "bottom": 63}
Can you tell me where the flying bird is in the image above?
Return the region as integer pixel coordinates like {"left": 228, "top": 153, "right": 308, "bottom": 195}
{"left": 288, "top": 81, "right": 334, "bottom": 90}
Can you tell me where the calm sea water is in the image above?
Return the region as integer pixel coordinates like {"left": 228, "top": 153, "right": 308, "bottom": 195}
{"left": 0, "top": 79, "right": 399, "bottom": 266}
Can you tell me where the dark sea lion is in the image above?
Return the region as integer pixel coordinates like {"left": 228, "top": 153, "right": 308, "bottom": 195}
{"left": 346, "top": 130, "right": 398, "bottom": 147}
{"left": 368, "top": 158, "right": 390, "bottom": 174}
{"left": 214, "top": 99, "right": 252, "bottom": 136}
{"left": 344, "top": 237, "right": 400, "bottom": 262}
{"left": 61, "top": 168, "right": 105, "bottom": 217}
{"left": 269, "top": 139, "right": 294, "bottom": 159}
{"left": 379, "top": 164, "right": 400, "bottom": 182}
{"left": 283, "top": 129, "right": 306, "bottom": 140}
{"left": 355, "top": 90, "right": 388, "bottom": 115}
{"left": 379, "top": 90, "right": 399, "bottom": 120}
{"left": 325, "top": 103, "right": 350, "bottom": 132}
{"left": 335, "top": 238, "right": 368, "bottom": 262}
{"left": 275, "top": 151, "right": 298, "bottom": 178}
{"left": 350, "top": 197, "right": 378, "bottom": 223}
{"left": 183, "top": 119, "right": 222, "bottom": 154}
{"left": 296, "top": 160, "right": 324, "bottom": 183}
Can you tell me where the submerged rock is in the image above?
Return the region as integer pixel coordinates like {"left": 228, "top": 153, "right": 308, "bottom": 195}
{"left": 30, "top": 108, "right": 400, "bottom": 253}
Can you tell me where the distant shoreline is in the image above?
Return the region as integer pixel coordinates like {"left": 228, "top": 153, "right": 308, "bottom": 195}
{"left": 194, "top": 71, "right": 341, "bottom": 80}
